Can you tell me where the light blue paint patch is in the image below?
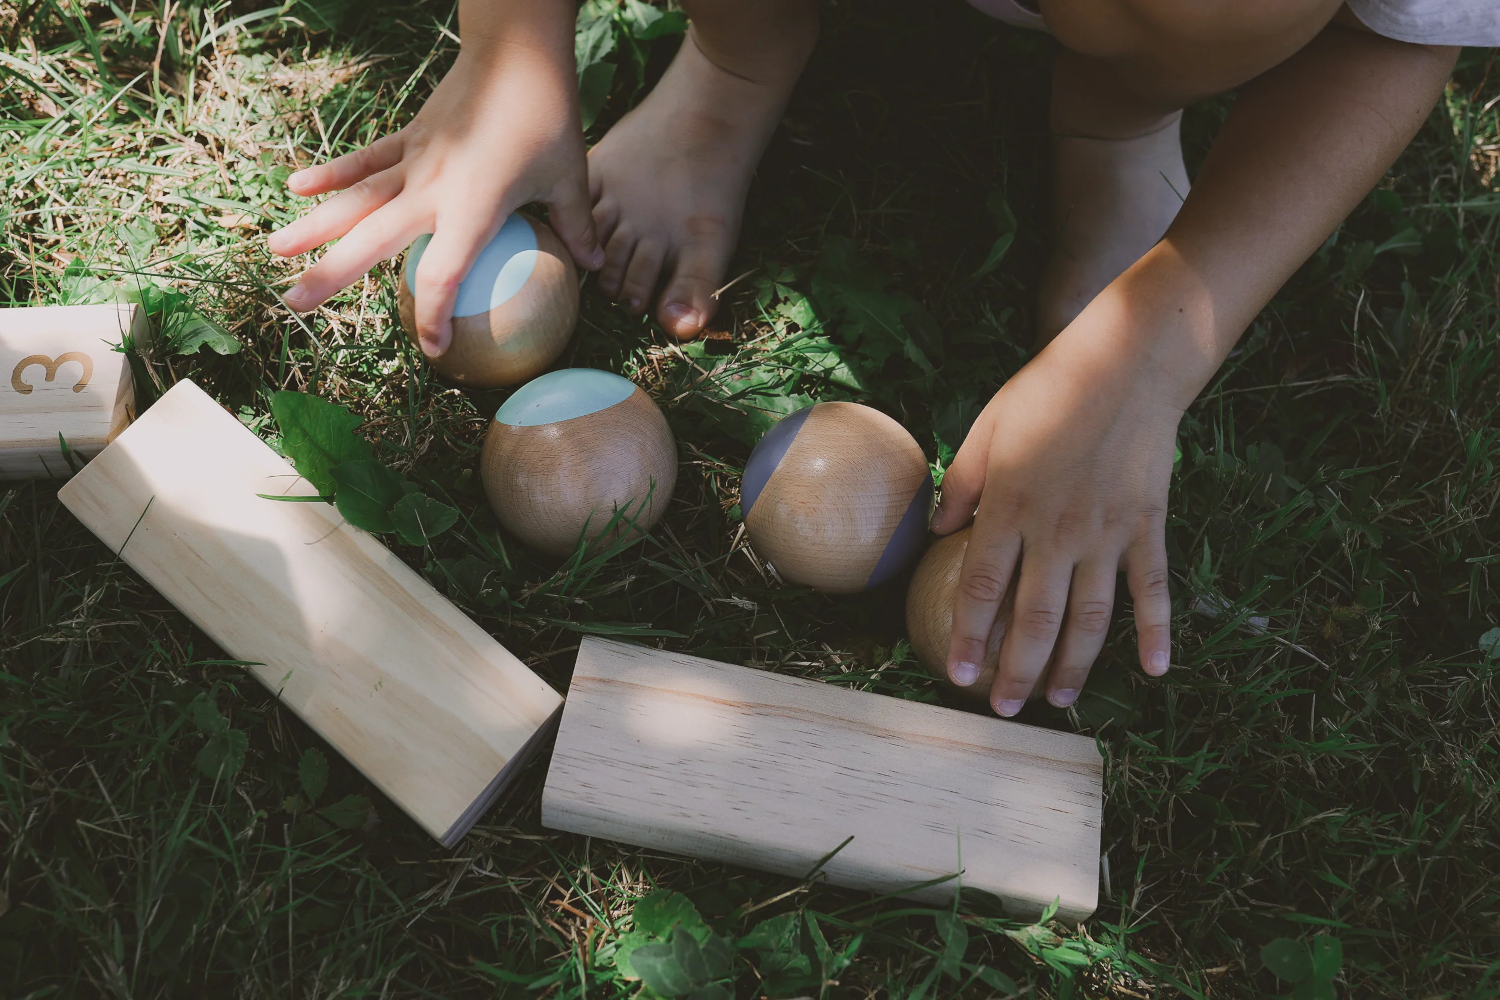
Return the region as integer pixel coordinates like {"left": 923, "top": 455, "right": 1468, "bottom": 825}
{"left": 741, "top": 404, "right": 814, "bottom": 518}
{"left": 403, "top": 214, "right": 539, "bottom": 318}
{"left": 495, "top": 368, "right": 637, "bottom": 427}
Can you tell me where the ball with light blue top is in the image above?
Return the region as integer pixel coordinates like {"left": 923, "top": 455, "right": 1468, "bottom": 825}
{"left": 481, "top": 369, "right": 678, "bottom": 555}
{"left": 398, "top": 212, "right": 578, "bottom": 388}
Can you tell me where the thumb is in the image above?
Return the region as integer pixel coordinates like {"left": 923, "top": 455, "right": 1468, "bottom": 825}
{"left": 546, "top": 173, "right": 604, "bottom": 272}
{"left": 931, "top": 416, "right": 991, "bottom": 535}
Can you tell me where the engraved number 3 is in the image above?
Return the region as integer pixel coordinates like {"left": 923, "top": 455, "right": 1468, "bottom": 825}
{"left": 10, "top": 352, "right": 94, "bottom": 395}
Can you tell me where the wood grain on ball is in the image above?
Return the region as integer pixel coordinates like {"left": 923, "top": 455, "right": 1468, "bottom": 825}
{"left": 481, "top": 374, "right": 676, "bottom": 556}
{"left": 398, "top": 214, "right": 578, "bottom": 388}
{"left": 745, "top": 402, "right": 930, "bottom": 593}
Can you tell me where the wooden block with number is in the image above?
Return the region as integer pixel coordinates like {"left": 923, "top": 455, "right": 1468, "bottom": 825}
{"left": 57, "top": 379, "right": 564, "bottom": 846}
{"left": 1, "top": 303, "right": 145, "bottom": 480}
{"left": 542, "top": 638, "right": 1103, "bottom": 920}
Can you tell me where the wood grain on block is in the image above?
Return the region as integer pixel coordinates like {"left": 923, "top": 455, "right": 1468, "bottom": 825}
{"left": 543, "top": 638, "right": 1102, "bottom": 920}
{"left": 399, "top": 213, "right": 578, "bottom": 388}
{"left": 482, "top": 383, "right": 676, "bottom": 555}
{"left": 57, "top": 379, "right": 563, "bottom": 846}
{"left": 1, "top": 303, "right": 143, "bottom": 479}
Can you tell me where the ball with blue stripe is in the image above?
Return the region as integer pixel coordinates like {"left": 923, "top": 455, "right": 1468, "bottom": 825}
{"left": 397, "top": 212, "right": 578, "bottom": 389}
{"left": 741, "top": 402, "right": 933, "bottom": 593}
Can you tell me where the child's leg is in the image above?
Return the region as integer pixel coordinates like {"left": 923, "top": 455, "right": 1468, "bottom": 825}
{"left": 1036, "top": 0, "right": 1346, "bottom": 342}
{"left": 589, "top": 0, "right": 818, "bottom": 339}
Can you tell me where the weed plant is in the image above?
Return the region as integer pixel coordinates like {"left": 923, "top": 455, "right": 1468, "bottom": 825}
{"left": 1, "top": 1, "right": 1498, "bottom": 997}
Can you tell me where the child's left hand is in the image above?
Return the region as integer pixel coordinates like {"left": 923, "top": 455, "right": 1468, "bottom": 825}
{"left": 930, "top": 297, "right": 1194, "bottom": 714}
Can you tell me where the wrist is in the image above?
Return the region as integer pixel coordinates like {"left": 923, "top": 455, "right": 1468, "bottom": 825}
{"left": 1055, "top": 242, "right": 1228, "bottom": 413}
{"left": 458, "top": 0, "right": 576, "bottom": 67}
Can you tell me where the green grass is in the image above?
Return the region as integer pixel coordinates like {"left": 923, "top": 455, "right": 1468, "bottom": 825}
{"left": 3, "top": 2, "right": 1499, "bottom": 997}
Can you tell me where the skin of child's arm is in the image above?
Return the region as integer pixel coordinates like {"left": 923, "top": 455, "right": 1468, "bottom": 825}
{"left": 268, "top": 0, "right": 601, "bottom": 356}
{"left": 932, "top": 25, "right": 1459, "bottom": 715}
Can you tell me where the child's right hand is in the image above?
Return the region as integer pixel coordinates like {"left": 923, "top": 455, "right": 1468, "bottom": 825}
{"left": 268, "top": 7, "right": 601, "bottom": 357}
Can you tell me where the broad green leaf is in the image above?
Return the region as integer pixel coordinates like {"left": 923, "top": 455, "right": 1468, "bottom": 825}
{"left": 699, "top": 934, "right": 733, "bottom": 981}
{"left": 1478, "top": 627, "right": 1500, "bottom": 661}
{"left": 1261, "top": 938, "right": 1313, "bottom": 983}
{"left": 271, "top": 392, "right": 371, "bottom": 496}
{"left": 578, "top": 60, "right": 617, "bottom": 130}
{"left": 686, "top": 985, "right": 731, "bottom": 1000}
{"left": 390, "top": 492, "right": 459, "bottom": 547}
{"left": 672, "top": 927, "right": 710, "bottom": 985}
{"left": 195, "top": 728, "right": 247, "bottom": 780}
{"left": 166, "top": 313, "right": 242, "bottom": 355}
{"left": 299, "top": 747, "right": 328, "bottom": 804}
{"left": 611, "top": 929, "right": 653, "bottom": 979}
{"left": 330, "top": 459, "right": 410, "bottom": 534}
{"left": 189, "top": 693, "right": 227, "bottom": 734}
{"left": 634, "top": 890, "right": 708, "bottom": 940}
{"left": 975, "top": 965, "right": 1019, "bottom": 992}
{"left": 630, "top": 942, "right": 694, "bottom": 997}
{"left": 296, "top": 0, "right": 352, "bottom": 31}
{"left": 318, "top": 794, "right": 371, "bottom": 830}
{"left": 1309, "top": 935, "right": 1343, "bottom": 979}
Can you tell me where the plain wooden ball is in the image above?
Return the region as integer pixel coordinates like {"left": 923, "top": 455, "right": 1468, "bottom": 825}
{"left": 906, "top": 527, "right": 1047, "bottom": 709}
{"left": 742, "top": 402, "right": 932, "bottom": 593}
{"left": 398, "top": 212, "right": 578, "bottom": 389}
{"left": 481, "top": 369, "right": 677, "bottom": 556}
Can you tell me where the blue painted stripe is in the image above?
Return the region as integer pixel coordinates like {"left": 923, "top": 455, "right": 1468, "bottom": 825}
{"left": 741, "top": 404, "right": 814, "bottom": 518}
{"left": 865, "top": 472, "right": 934, "bottom": 589}
{"left": 495, "top": 368, "right": 637, "bottom": 426}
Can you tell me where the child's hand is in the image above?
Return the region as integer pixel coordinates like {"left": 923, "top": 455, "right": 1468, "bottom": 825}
{"left": 931, "top": 297, "right": 1193, "bottom": 714}
{"left": 268, "top": 15, "right": 599, "bottom": 357}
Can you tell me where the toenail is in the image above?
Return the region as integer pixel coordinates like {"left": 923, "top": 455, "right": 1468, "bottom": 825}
{"left": 1050, "top": 688, "right": 1079, "bottom": 708}
{"left": 663, "top": 302, "right": 701, "bottom": 330}
{"left": 950, "top": 661, "right": 980, "bottom": 686}
{"left": 995, "top": 699, "right": 1026, "bottom": 717}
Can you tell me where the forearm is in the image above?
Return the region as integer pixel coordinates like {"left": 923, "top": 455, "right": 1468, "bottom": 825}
{"left": 458, "top": 0, "right": 577, "bottom": 73}
{"left": 1099, "top": 26, "right": 1457, "bottom": 406}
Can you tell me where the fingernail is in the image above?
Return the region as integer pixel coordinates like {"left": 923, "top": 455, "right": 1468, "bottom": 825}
{"left": 420, "top": 336, "right": 443, "bottom": 359}
{"left": 1147, "top": 651, "right": 1170, "bottom": 676}
{"left": 995, "top": 699, "right": 1025, "bottom": 717}
{"left": 627, "top": 297, "right": 642, "bottom": 312}
{"left": 950, "top": 661, "right": 980, "bottom": 686}
{"left": 283, "top": 285, "right": 308, "bottom": 310}
{"left": 1050, "top": 688, "right": 1079, "bottom": 708}
{"left": 663, "top": 301, "right": 701, "bottom": 331}
{"left": 588, "top": 246, "right": 605, "bottom": 270}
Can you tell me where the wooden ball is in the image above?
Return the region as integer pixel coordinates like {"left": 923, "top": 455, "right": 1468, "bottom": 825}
{"left": 742, "top": 402, "right": 932, "bottom": 593}
{"left": 906, "top": 527, "right": 1044, "bottom": 708}
{"left": 398, "top": 213, "right": 578, "bottom": 388}
{"left": 481, "top": 369, "right": 676, "bottom": 556}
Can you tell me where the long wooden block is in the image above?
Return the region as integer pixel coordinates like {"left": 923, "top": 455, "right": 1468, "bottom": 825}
{"left": 1, "top": 304, "right": 143, "bottom": 480}
{"left": 57, "top": 379, "right": 563, "bottom": 846}
{"left": 543, "top": 639, "right": 1102, "bottom": 920}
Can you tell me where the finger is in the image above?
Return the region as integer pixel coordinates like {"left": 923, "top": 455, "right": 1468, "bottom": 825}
{"left": 598, "top": 227, "right": 638, "bottom": 300}
{"left": 619, "top": 239, "right": 667, "bottom": 315}
{"left": 658, "top": 229, "right": 733, "bottom": 340}
{"left": 931, "top": 415, "right": 991, "bottom": 535}
{"left": 945, "top": 514, "right": 1021, "bottom": 690}
{"left": 268, "top": 166, "right": 405, "bottom": 257}
{"left": 546, "top": 176, "right": 604, "bottom": 271}
{"left": 990, "top": 553, "right": 1073, "bottom": 716}
{"left": 1125, "top": 534, "right": 1172, "bottom": 677}
{"left": 1045, "top": 558, "right": 1118, "bottom": 708}
{"left": 283, "top": 200, "right": 420, "bottom": 312}
{"left": 413, "top": 213, "right": 505, "bottom": 357}
{"left": 287, "top": 134, "right": 405, "bottom": 197}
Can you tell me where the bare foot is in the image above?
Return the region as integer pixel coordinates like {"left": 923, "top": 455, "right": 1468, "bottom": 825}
{"left": 1037, "top": 113, "right": 1190, "bottom": 345}
{"left": 588, "top": 24, "right": 813, "bottom": 339}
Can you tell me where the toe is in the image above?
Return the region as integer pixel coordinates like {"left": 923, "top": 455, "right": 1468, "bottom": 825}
{"left": 598, "top": 228, "right": 637, "bottom": 300}
{"left": 592, "top": 195, "right": 622, "bottom": 249}
{"left": 619, "top": 239, "right": 667, "bottom": 315}
{"left": 657, "top": 234, "right": 732, "bottom": 341}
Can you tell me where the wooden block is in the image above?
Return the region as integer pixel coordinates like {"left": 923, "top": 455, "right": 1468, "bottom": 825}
{"left": 57, "top": 379, "right": 563, "bottom": 846}
{"left": 543, "top": 638, "right": 1102, "bottom": 920}
{"left": 1, "top": 303, "right": 144, "bottom": 480}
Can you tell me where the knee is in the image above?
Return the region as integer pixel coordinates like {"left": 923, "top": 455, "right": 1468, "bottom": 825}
{"left": 1043, "top": 0, "right": 1339, "bottom": 56}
